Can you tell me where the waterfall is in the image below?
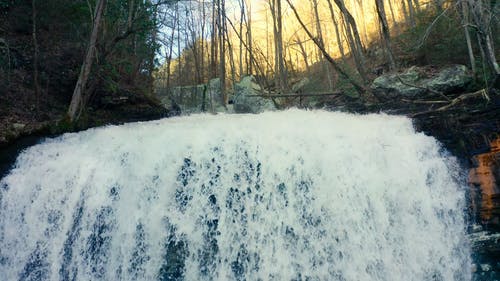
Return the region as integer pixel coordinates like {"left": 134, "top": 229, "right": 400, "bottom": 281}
{"left": 0, "top": 110, "right": 471, "bottom": 281}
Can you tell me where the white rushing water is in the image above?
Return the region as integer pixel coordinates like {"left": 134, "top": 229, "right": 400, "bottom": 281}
{"left": 0, "top": 110, "right": 470, "bottom": 281}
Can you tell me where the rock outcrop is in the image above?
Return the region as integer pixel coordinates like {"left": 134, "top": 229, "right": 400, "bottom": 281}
{"left": 371, "top": 65, "right": 472, "bottom": 101}
{"left": 233, "top": 76, "right": 276, "bottom": 113}
{"left": 156, "top": 78, "right": 225, "bottom": 115}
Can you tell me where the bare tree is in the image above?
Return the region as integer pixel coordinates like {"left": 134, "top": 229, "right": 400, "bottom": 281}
{"left": 285, "top": 0, "right": 369, "bottom": 96}
{"left": 239, "top": 0, "right": 246, "bottom": 77}
{"left": 375, "top": 0, "right": 396, "bottom": 70}
{"left": 328, "top": 0, "right": 367, "bottom": 81}
{"left": 164, "top": 7, "right": 179, "bottom": 92}
{"left": 467, "top": 0, "right": 499, "bottom": 79}
{"left": 461, "top": 1, "right": 476, "bottom": 74}
{"left": 210, "top": 0, "right": 218, "bottom": 79}
{"left": 217, "top": 0, "right": 227, "bottom": 104}
{"left": 312, "top": 0, "right": 333, "bottom": 90}
{"left": 326, "top": 0, "right": 346, "bottom": 61}
{"left": 406, "top": 0, "right": 417, "bottom": 27}
{"left": 246, "top": 0, "right": 253, "bottom": 75}
{"left": 292, "top": 36, "right": 311, "bottom": 73}
{"left": 269, "top": 0, "right": 288, "bottom": 92}
{"left": 68, "top": 0, "right": 107, "bottom": 122}
{"left": 225, "top": 15, "right": 267, "bottom": 81}
{"left": 387, "top": 0, "right": 397, "bottom": 31}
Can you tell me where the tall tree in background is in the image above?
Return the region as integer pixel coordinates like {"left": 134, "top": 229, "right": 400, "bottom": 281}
{"left": 375, "top": 0, "right": 396, "bottom": 70}
{"left": 406, "top": 0, "right": 417, "bottom": 27}
{"left": 461, "top": 0, "right": 476, "bottom": 75}
{"left": 239, "top": 0, "right": 246, "bottom": 77}
{"left": 210, "top": 0, "right": 218, "bottom": 79}
{"left": 246, "top": 0, "right": 253, "bottom": 75}
{"left": 218, "top": 0, "right": 227, "bottom": 104}
{"left": 312, "top": 0, "right": 333, "bottom": 90}
{"left": 285, "top": 0, "right": 368, "bottom": 96}
{"left": 466, "top": 0, "right": 499, "bottom": 84}
{"left": 164, "top": 6, "right": 179, "bottom": 92}
{"left": 329, "top": 0, "right": 367, "bottom": 81}
{"left": 326, "top": 0, "right": 346, "bottom": 61}
{"left": 269, "top": 0, "right": 287, "bottom": 92}
{"left": 68, "top": 0, "right": 106, "bottom": 122}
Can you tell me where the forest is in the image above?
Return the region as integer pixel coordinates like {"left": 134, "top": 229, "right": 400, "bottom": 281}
{"left": 0, "top": 0, "right": 499, "bottom": 144}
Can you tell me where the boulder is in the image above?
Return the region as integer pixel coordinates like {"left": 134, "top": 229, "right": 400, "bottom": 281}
{"left": 371, "top": 65, "right": 472, "bottom": 101}
{"left": 233, "top": 76, "right": 276, "bottom": 113}
{"left": 207, "top": 78, "right": 226, "bottom": 113}
{"left": 291, "top": 77, "right": 310, "bottom": 93}
{"left": 156, "top": 78, "right": 226, "bottom": 114}
{"left": 426, "top": 65, "right": 472, "bottom": 92}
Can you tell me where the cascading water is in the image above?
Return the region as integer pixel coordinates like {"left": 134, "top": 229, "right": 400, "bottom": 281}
{"left": 0, "top": 110, "right": 471, "bottom": 281}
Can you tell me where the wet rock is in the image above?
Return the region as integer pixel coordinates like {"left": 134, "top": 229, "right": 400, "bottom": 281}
{"left": 426, "top": 65, "right": 472, "bottom": 92}
{"left": 12, "top": 123, "right": 25, "bottom": 131}
{"left": 371, "top": 65, "right": 472, "bottom": 101}
{"left": 481, "top": 264, "right": 492, "bottom": 272}
{"left": 233, "top": 76, "right": 276, "bottom": 114}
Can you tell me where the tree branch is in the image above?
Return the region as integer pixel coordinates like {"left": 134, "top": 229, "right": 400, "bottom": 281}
{"left": 284, "top": 0, "right": 369, "bottom": 96}
{"left": 410, "top": 89, "right": 489, "bottom": 117}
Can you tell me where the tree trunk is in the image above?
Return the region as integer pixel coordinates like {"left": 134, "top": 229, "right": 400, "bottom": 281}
{"left": 312, "top": 0, "right": 333, "bottom": 90}
{"left": 481, "top": 33, "right": 500, "bottom": 75}
{"left": 247, "top": 0, "right": 253, "bottom": 75}
{"left": 218, "top": 0, "right": 227, "bottom": 104}
{"left": 67, "top": 0, "right": 106, "bottom": 122}
{"left": 165, "top": 7, "right": 178, "bottom": 93}
{"left": 295, "top": 36, "right": 310, "bottom": 73}
{"left": 225, "top": 25, "right": 237, "bottom": 88}
{"left": 177, "top": 3, "right": 182, "bottom": 86}
{"left": 331, "top": 0, "right": 367, "bottom": 81}
{"left": 375, "top": 0, "right": 396, "bottom": 70}
{"left": 401, "top": 0, "right": 410, "bottom": 27}
{"left": 462, "top": 1, "right": 476, "bottom": 74}
{"left": 407, "top": 0, "right": 416, "bottom": 27}
{"left": 326, "top": 0, "right": 346, "bottom": 61}
{"left": 186, "top": 4, "right": 202, "bottom": 84}
{"left": 200, "top": 0, "right": 206, "bottom": 83}
{"left": 225, "top": 15, "right": 267, "bottom": 81}
{"left": 210, "top": 0, "right": 218, "bottom": 79}
{"left": 387, "top": 0, "right": 398, "bottom": 32}
{"left": 32, "top": 0, "right": 41, "bottom": 115}
{"left": 148, "top": 4, "right": 158, "bottom": 87}
{"left": 269, "top": 0, "right": 279, "bottom": 89}
{"left": 239, "top": 0, "right": 245, "bottom": 78}
{"left": 270, "top": 0, "right": 287, "bottom": 92}
{"left": 285, "top": 0, "right": 369, "bottom": 97}
{"left": 469, "top": 0, "right": 500, "bottom": 78}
